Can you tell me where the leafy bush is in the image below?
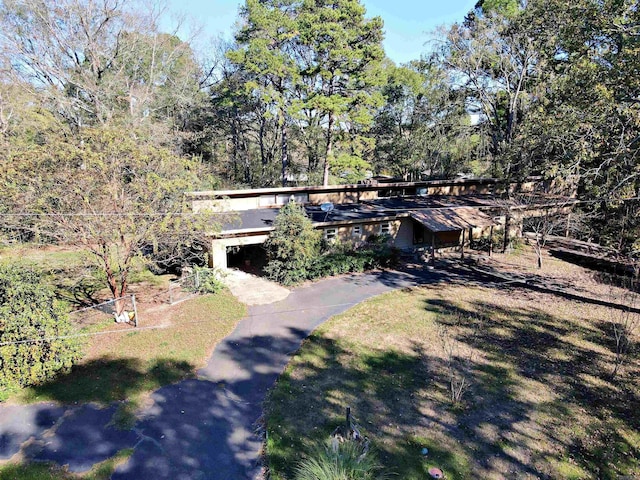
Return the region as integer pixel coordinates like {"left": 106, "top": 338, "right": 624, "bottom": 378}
{"left": 264, "top": 202, "right": 399, "bottom": 285}
{"left": 264, "top": 201, "right": 322, "bottom": 285}
{"left": 192, "top": 266, "right": 225, "bottom": 294}
{"left": 295, "top": 440, "right": 387, "bottom": 480}
{"left": 0, "top": 265, "right": 82, "bottom": 399}
{"left": 306, "top": 240, "right": 399, "bottom": 280}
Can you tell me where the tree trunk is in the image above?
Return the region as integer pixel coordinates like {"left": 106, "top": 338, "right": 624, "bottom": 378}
{"left": 503, "top": 211, "right": 511, "bottom": 253}
{"left": 259, "top": 115, "right": 267, "bottom": 176}
{"left": 231, "top": 115, "right": 239, "bottom": 181}
{"left": 536, "top": 244, "right": 543, "bottom": 269}
{"left": 281, "top": 113, "right": 288, "bottom": 187}
{"left": 323, "top": 112, "right": 334, "bottom": 187}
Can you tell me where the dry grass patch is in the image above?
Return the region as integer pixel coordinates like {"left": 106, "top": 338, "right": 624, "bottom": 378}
{"left": 265, "top": 277, "right": 639, "bottom": 479}
{"left": 0, "top": 448, "right": 133, "bottom": 480}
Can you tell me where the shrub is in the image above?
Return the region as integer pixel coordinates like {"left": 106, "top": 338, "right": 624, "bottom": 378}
{"left": 191, "top": 266, "right": 225, "bottom": 294}
{"left": 295, "top": 440, "right": 387, "bottom": 480}
{"left": 305, "top": 239, "right": 398, "bottom": 282}
{"left": 0, "top": 265, "right": 82, "bottom": 399}
{"left": 264, "top": 201, "right": 322, "bottom": 285}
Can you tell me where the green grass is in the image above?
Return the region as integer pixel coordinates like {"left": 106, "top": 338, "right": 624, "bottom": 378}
{"left": 264, "top": 281, "right": 640, "bottom": 479}
{"left": 11, "top": 291, "right": 246, "bottom": 406}
{"left": 1, "top": 244, "right": 246, "bottom": 408}
{"left": 0, "top": 449, "right": 133, "bottom": 480}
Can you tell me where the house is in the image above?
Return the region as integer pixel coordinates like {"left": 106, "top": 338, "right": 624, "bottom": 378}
{"left": 186, "top": 177, "right": 576, "bottom": 270}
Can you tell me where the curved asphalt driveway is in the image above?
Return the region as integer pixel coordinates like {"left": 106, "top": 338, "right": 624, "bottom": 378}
{"left": 1, "top": 267, "right": 453, "bottom": 479}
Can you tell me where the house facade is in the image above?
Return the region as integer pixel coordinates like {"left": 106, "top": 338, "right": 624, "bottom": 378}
{"left": 187, "top": 177, "right": 574, "bottom": 270}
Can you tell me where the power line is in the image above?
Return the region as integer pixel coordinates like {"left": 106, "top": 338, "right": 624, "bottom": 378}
{"left": 0, "top": 212, "right": 228, "bottom": 217}
{"left": 0, "top": 300, "right": 360, "bottom": 347}
{"left": 0, "top": 197, "right": 638, "bottom": 218}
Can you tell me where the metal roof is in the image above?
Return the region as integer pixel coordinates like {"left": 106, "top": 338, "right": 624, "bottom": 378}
{"left": 409, "top": 208, "right": 496, "bottom": 233}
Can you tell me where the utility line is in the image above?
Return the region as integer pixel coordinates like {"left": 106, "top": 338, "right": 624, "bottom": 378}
{"left": 0, "top": 301, "right": 359, "bottom": 347}
{"left": 0, "top": 197, "right": 637, "bottom": 218}
{"left": 0, "top": 212, "right": 227, "bottom": 217}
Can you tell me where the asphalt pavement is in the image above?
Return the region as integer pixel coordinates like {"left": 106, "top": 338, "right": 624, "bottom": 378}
{"left": 1, "top": 267, "right": 452, "bottom": 479}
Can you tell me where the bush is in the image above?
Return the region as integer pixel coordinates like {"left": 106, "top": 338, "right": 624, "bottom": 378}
{"left": 0, "top": 265, "right": 82, "bottom": 399}
{"left": 295, "top": 440, "right": 387, "bottom": 480}
{"left": 307, "top": 241, "right": 398, "bottom": 280}
{"left": 264, "top": 201, "right": 322, "bottom": 285}
{"left": 264, "top": 203, "right": 400, "bottom": 285}
{"left": 191, "top": 266, "right": 225, "bottom": 294}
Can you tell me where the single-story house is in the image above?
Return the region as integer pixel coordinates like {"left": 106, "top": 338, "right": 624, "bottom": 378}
{"left": 186, "top": 178, "right": 575, "bottom": 270}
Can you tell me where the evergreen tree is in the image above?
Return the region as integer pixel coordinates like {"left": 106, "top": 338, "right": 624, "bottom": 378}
{"left": 264, "top": 200, "right": 321, "bottom": 285}
{"left": 297, "top": 0, "right": 385, "bottom": 185}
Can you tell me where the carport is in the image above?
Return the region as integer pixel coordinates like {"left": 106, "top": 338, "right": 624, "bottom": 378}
{"left": 409, "top": 207, "right": 496, "bottom": 263}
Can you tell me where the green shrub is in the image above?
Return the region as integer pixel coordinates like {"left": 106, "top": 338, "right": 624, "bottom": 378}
{"left": 192, "top": 266, "right": 225, "bottom": 294}
{"left": 305, "top": 241, "right": 398, "bottom": 281}
{"left": 264, "top": 203, "right": 400, "bottom": 286}
{"left": 0, "top": 265, "right": 82, "bottom": 399}
{"left": 264, "top": 201, "right": 322, "bottom": 285}
{"left": 295, "top": 440, "right": 387, "bottom": 480}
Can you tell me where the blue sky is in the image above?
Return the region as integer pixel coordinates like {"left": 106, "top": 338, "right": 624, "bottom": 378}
{"left": 165, "top": 0, "right": 477, "bottom": 65}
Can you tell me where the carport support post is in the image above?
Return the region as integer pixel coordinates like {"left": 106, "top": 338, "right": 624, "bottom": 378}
{"left": 460, "top": 229, "right": 465, "bottom": 259}
{"left": 489, "top": 225, "right": 494, "bottom": 257}
{"left": 430, "top": 234, "right": 436, "bottom": 266}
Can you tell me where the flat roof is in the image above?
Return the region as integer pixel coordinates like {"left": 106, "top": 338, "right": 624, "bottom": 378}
{"left": 366, "top": 194, "right": 501, "bottom": 210}
{"left": 217, "top": 192, "right": 574, "bottom": 236}
{"left": 410, "top": 208, "right": 496, "bottom": 233}
{"left": 187, "top": 177, "right": 509, "bottom": 199}
{"left": 220, "top": 195, "right": 503, "bottom": 234}
{"left": 219, "top": 203, "right": 397, "bottom": 235}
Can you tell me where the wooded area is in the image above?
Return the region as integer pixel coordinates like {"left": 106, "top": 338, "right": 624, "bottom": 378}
{"left": 0, "top": 0, "right": 638, "bottom": 297}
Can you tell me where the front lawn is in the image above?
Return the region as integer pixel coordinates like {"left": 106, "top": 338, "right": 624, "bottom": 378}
{"left": 10, "top": 290, "right": 246, "bottom": 407}
{"left": 265, "top": 264, "right": 639, "bottom": 479}
{"left": 1, "top": 244, "right": 246, "bottom": 407}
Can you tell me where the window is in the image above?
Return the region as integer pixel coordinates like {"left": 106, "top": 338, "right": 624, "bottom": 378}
{"left": 379, "top": 222, "right": 391, "bottom": 235}
{"left": 352, "top": 225, "right": 362, "bottom": 237}
{"left": 324, "top": 228, "right": 337, "bottom": 241}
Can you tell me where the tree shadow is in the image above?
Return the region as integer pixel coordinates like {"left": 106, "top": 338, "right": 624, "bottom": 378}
{"left": 423, "top": 294, "right": 640, "bottom": 479}
{"left": 262, "top": 284, "right": 639, "bottom": 480}
{"left": 262, "top": 327, "right": 549, "bottom": 479}
{"left": 25, "top": 357, "right": 194, "bottom": 405}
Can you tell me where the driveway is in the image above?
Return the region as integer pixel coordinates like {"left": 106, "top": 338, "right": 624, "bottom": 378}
{"left": 1, "top": 267, "right": 453, "bottom": 479}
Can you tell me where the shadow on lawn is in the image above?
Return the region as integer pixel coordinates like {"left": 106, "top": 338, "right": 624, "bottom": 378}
{"left": 264, "top": 283, "right": 639, "bottom": 480}
{"left": 263, "top": 332, "right": 480, "bottom": 480}
{"left": 25, "top": 357, "right": 194, "bottom": 404}
{"left": 424, "top": 295, "right": 640, "bottom": 480}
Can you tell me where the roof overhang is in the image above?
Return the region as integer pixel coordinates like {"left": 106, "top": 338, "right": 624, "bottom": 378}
{"left": 409, "top": 208, "right": 496, "bottom": 233}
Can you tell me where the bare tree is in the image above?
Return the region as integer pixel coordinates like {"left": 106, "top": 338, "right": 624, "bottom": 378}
{"left": 0, "top": 0, "right": 204, "bottom": 135}
{"left": 512, "top": 184, "right": 578, "bottom": 268}
{"left": 437, "top": 313, "right": 480, "bottom": 406}
{"left": 609, "top": 290, "right": 639, "bottom": 380}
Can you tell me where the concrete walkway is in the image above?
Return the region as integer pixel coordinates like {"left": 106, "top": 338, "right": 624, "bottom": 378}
{"left": 221, "top": 269, "right": 290, "bottom": 306}
{"left": 0, "top": 267, "right": 452, "bottom": 479}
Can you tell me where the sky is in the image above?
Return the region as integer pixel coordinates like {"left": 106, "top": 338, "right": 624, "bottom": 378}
{"left": 164, "top": 0, "right": 477, "bottom": 65}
